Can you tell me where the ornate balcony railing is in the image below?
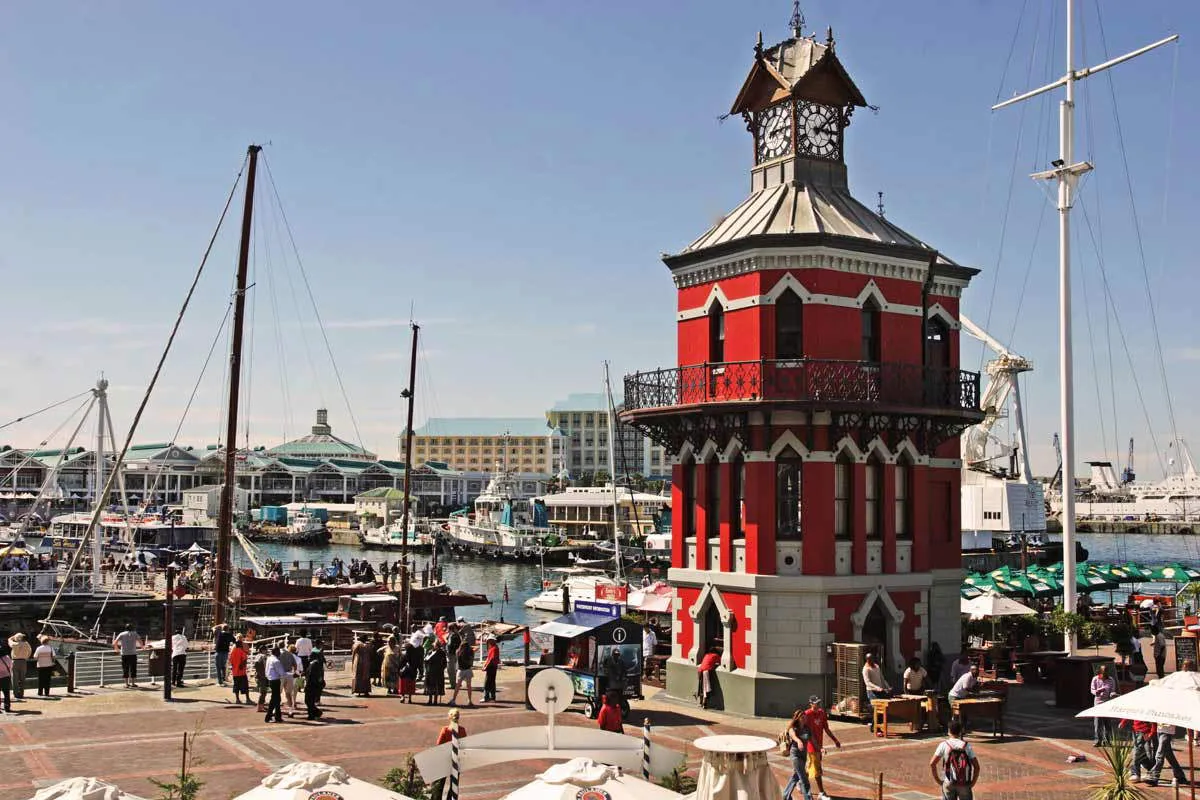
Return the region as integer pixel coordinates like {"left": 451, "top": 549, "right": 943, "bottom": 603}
{"left": 622, "top": 359, "right": 981, "bottom": 416}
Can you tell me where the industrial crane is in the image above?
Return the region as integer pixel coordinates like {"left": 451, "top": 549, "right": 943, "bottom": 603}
{"left": 1050, "top": 433, "right": 1063, "bottom": 490}
{"left": 960, "top": 315, "right": 1034, "bottom": 481}
{"left": 1122, "top": 437, "right": 1136, "bottom": 485}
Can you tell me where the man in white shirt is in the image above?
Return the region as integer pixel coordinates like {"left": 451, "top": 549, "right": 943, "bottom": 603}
{"left": 294, "top": 632, "right": 314, "bottom": 671}
{"left": 112, "top": 624, "right": 141, "bottom": 688}
{"left": 861, "top": 652, "right": 891, "bottom": 734}
{"left": 642, "top": 624, "right": 658, "bottom": 678}
{"left": 264, "top": 647, "right": 286, "bottom": 723}
{"left": 948, "top": 664, "right": 979, "bottom": 701}
{"left": 929, "top": 720, "right": 979, "bottom": 799}
{"left": 171, "top": 629, "right": 189, "bottom": 688}
{"left": 33, "top": 637, "right": 56, "bottom": 697}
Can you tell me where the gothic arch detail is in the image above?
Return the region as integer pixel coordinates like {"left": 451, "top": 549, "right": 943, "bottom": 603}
{"left": 850, "top": 585, "right": 905, "bottom": 670}
{"left": 768, "top": 430, "right": 810, "bottom": 460}
{"left": 689, "top": 582, "right": 736, "bottom": 670}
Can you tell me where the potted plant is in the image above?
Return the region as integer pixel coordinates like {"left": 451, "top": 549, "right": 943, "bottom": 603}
{"left": 1089, "top": 739, "right": 1148, "bottom": 800}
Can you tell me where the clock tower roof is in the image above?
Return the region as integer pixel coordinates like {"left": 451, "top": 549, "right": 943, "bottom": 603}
{"left": 731, "top": 33, "right": 867, "bottom": 115}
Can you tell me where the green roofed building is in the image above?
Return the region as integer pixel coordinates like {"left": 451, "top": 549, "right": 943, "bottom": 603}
{"left": 266, "top": 409, "right": 376, "bottom": 462}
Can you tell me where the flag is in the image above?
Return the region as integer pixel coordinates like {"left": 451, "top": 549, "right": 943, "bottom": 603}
{"left": 503, "top": 582, "right": 510, "bottom": 603}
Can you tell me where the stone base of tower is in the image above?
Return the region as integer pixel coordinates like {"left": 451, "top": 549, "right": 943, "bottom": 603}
{"left": 664, "top": 567, "right": 963, "bottom": 718}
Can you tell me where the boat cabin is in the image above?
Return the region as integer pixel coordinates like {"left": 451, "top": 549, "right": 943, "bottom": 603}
{"left": 240, "top": 612, "right": 368, "bottom": 650}
{"left": 336, "top": 593, "right": 400, "bottom": 626}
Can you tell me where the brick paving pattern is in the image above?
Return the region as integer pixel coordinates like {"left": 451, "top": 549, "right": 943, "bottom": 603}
{"left": 0, "top": 666, "right": 1190, "bottom": 799}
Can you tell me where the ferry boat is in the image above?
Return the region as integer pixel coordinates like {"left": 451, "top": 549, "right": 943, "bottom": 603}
{"left": 442, "top": 471, "right": 562, "bottom": 560}
{"left": 359, "top": 519, "right": 434, "bottom": 551}
{"left": 1049, "top": 444, "right": 1200, "bottom": 523}
{"left": 45, "top": 510, "right": 216, "bottom": 553}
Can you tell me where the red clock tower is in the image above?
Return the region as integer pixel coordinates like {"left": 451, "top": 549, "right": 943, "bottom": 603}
{"left": 621, "top": 27, "right": 984, "bottom": 715}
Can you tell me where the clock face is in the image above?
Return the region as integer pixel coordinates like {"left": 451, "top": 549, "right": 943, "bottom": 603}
{"left": 755, "top": 102, "right": 792, "bottom": 163}
{"left": 797, "top": 102, "right": 840, "bottom": 160}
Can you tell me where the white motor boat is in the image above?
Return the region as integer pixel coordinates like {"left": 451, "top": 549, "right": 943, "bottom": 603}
{"left": 525, "top": 566, "right": 621, "bottom": 613}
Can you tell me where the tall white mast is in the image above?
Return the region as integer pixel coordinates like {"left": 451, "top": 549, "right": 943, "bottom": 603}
{"left": 993, "top": 2, "right": 1176, "bottom": 653}
{"left": 92, "top": 377, "right": 108, "bottom": 588}
{"left": 603, "top": 361, "right": 623, "bottom": 584}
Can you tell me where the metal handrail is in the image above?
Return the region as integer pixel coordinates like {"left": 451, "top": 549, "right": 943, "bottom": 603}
{"left": 622, "top": 358, "right": 982, "bottom": 414}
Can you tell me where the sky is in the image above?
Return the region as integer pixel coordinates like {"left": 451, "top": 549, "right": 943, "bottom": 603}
{"left": 1, "top": 1, "right": 1196, "bottom": 479}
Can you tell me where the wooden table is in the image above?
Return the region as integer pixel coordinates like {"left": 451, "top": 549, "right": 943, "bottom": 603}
{"left": 870, "top": 696, "right": 923, "bottom": 738}
{"left": 950, "top": 696, "right": 1005, "bottom": 737}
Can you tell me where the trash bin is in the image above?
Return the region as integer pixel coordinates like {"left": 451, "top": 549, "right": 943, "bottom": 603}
{"left": 148, "top": 647, "right": 167, "bottom": 679}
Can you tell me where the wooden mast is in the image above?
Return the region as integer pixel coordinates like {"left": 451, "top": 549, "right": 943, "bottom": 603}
{"left": 214, "top": 144, "right": 261, "bottom": 628}
{"left": 399, "top": 322, "right": 419, "bottom": 630}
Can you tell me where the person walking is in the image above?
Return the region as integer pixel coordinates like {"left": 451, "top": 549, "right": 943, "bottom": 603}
{"left": 782, "top": 707, "right": 814, "bottom": 800}
{"left": 642, "top": 624, "right": 658, "bottom": 678}
{"left": 398, "top": 640, "right": 419, "bottom": 703}
{"left": 8, "top": 633, "right": 31, "bottom": 700}
{"left": 380, "top": 637, "right": 400, "bottom": 696}
{"left": 112, "top": 623, "right": 141, "bottom": 689}
{"left": 170, "top": 628, "right": 188, "bottom": 688}
{"left": 449, "top": 639, "right": 475, "bottom": 707}
{"left": 929, "top": 720, "right": 979, "bottom": 800}
{"left": 351, "top": 635, "right": 372, "bottom": 697}
{"left": 33, "top": 636, "right": 55, "bottom": 697}
{"left": 229, "top": 639, "right": 250, "bottom": 704}
{"left": 212, "top": 624, "right": 235, "bottom": 686}
{"left": 482, "top": 636, "right": 500, "bottom": 702}
{"left": 0, "top": 643, "right": 13, "bottom": 714}
{"left": 429, "top": 709, "right": 467, "bottom": 800}
{"left": 802, "top": 695, "right": 841, "bottom": 800}
{"left": 264, "top": 647, "right": 285, "bottom": 723}
{"left": 597, "top": 691, "right": 624, "bottom": 732}
{"left": 1122, "top": 719, "right": 1158, "bottom": 782}
{"left": 253, "top": 644, "right": 269, "bottom": 712}
{"left": 425, "top": 640, "right": 448, "bottom": 706}
{"left": 1090, "top": 664, "right": 1117, "bottom": 746}
{"left": 1152, "top": 627, "right": 1168, "bottom": 679}
{"left": 294, "top": 631, "right": 313, "bottom": 672}
{"left": 304, "top": 649, "right": 325, "bottom": 721}
{"left": 279, "top": 645, "right": 300, "bottom": 715}
{"left": 1148, "top": 723, "right": 1188, "bottom": 788}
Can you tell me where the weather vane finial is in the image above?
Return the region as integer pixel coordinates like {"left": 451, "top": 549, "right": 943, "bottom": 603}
{"left": 790, "top": 0, "right": 804, "bottom": 37}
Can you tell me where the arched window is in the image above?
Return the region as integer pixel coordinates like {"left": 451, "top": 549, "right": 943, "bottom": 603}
{"left": 861, "top": 298, "right": 881, "bottom": 363}
{"left": 775, "top": 290, "right": 804, "bottom": 359}
{"left": 708, "top": 302, "right": 725, "bottom": 363}
{"left": 865, "top": 455, "right": 883, "bottom": 540}
{"left": 925, "top": 317, "right": 950, "bottom": 368}
{"left": 730, "top": 452, "right": 745, "bottom": 539}
{"left": 834, "top": 452, "right": 853, "bottom": 540}
{"left": 894, "top": 457, "right": 911, "bottom": 540}
{"left": 705, "top": 454, "right": 721, "bottom": 540}
{"left": 776, "top": 445, "right": 803, "bottom": 541}
{"left": 682, "top": 457, "right": 697, "bottom": 538}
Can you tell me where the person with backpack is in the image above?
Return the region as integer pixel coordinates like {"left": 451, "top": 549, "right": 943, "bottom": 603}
{"left": 781, "top": 706, "right": 814, "bottom": 800}
{"left": 929, "top": 720, "right": 979, "bottom": 800}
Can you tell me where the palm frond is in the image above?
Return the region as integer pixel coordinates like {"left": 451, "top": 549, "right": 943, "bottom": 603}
{"left": 1088, "top": 739, "right": 1150, "bottom": 800}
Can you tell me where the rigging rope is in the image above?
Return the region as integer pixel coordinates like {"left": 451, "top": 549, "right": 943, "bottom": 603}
{"left": 0, "top": 395, "right": 93, "bottom": 501}
{"left": 1091, "top": 2, "right": 1182, "bottom": 475}
{"left": 0, "top": 390, "right": 93, "bottom": 433}
{"left": 40, "top": 154, "right": 248, "bottom": 633}
{"left": 260, "top": 153, "right": 366, "bottom": 454}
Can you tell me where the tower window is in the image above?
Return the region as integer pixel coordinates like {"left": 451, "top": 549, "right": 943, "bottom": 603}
{"left": 861, "top": 299, "right": 881, "bottom": 363}
{"left": 776, "top": 446, "right": 803, "bottom": 540}
{"left": 683, "top": 458, "right": 697, "bottom": 537}
{"left": 865, "top": 456, "right": 883, "bottom": 539}
{"left": 775, "top": 289, "right": 804, "bottom": 359}
{"left": 731, "top": 453, "right": 745, "bottom": 539}
{"left": 895, "top": 459, "right": 911, "bottom": 539}
{"left": 708, "top": 303, "right": 725, "bottom": 363}
{"left": 705, "top": 456, "right": 720, "bottom": 540}
{"left": 834, "top": 454, "right": 852, "bottom": 540}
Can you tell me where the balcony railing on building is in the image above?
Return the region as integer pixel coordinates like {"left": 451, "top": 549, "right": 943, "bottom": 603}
{"left": 623, "top": 359, "right": 981, "bottom": 415}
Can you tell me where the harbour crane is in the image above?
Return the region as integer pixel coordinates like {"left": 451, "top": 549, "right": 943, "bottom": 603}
{"left": 1122, "top": 437, "right": 1136, "bottom": 485}
{"left": 1050, "top": 433, "right": 1063, "bottom": 490}
{"left": 960, "top": 315, "right": 1034, "bottom": 481}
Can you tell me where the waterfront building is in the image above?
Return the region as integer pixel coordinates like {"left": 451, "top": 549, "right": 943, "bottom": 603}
{"left": 537, "top": 484, "right": 669, "bottom": 539}
{"left": 546, "top": 394, "right": 669, "bottom": 481}
{"left": 619, "top": 26, "right": 983, "bottom": 715}
{"left": 265, "top": 408, "right": 376, "bottom": 462}
{"left": 407, "top": 417, "right": 564, "bottom": 475}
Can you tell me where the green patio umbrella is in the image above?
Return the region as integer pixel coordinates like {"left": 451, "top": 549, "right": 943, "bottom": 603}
{"left": 1148, "top": 563, "right": 1200, "bottom": 582}
{"left": 1122, "top": 562, "right": 1156, "bottom": 582}
{"left": 987, "top": 565, "right": 1014, "bottom": 582}
{"left": 1089, "top": 563, "right": 1134, "bottom": 583}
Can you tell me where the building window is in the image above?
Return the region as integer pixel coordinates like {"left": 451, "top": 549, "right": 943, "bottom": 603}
{"left": 895, "top": 460, "right": 911, "bottom": 539}
{"left": 708, "top": 302, "right": 725, "bottom": 362}
{"left": 776, "top": 446, "right": 803, "bottom": 540}
{"left": 705, "top": 456, "right": 720, "bottom": 539}
{"left": 730, "top": 454, "right": 745, "bottom": 539}
{"left": 865, "top": 456, "right": 883, "bottom": 539}
{"left": 775, "top": 289, "right": 804, "bottom": 359}
{"left": 861, "top": 298, "right": 881, "bottom": 363}
{"left": 683, "top": 458, "right": 696, "bottom": 537}
{"left": 834, "top": 454, "right": 852, "bottom": 540}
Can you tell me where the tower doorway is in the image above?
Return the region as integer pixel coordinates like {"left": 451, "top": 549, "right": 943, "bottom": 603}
{"left": 862, "top": 602, "right": 888, "bottom": 669}
{"left": 703, "top": 602, "right": 724, "bottom": 657}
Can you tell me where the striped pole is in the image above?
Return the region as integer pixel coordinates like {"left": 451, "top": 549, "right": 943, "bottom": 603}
{"left": 642, "top": 718, "right": 651, "bottom": 780}
{"left": 447, "top": 724, "right": 461, "bottom": 800}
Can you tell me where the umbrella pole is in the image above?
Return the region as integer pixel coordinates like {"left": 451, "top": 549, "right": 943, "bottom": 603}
{"left": 1189, "top": 729, "right": 1194, "bottom": 800}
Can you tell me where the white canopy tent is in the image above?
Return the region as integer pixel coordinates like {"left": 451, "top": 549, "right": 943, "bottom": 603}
{"left": 231, "top": 762, "right": 412, "bottom": 800}
{"left": 33, "top": 777, "right": 149, "bottom": 800}
{"left": 503, "top": 759, "right": 682, "bottom": 800}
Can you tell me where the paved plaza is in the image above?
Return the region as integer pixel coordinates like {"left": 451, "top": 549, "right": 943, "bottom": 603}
{"left": 0, "top": 665, "right": 1184, "bottom": 800}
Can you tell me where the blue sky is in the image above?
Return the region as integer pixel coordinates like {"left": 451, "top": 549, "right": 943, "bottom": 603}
{"left": 1, "top": 1, "right": 1195, "bottom": 478}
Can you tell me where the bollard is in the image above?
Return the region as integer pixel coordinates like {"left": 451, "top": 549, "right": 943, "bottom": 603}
{"left": 68, "top": 653, "right": 76, "bottom": 694}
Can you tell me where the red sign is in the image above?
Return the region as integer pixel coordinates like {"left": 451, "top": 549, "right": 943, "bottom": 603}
{"left": 594, "top": 584, "right": 628, "bottom": 602}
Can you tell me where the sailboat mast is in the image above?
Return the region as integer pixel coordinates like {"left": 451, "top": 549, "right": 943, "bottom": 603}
{"left": 214, "top": 144, "right": 262, "bottom": 629}
{"left": 93, "top": 377, "right": 108, "bottom": 588}
{"left": 399, "top": 322, "right": 419, "bottom": 630}
{"left": 603, "top": 361, "right": 622, "bottom": 583}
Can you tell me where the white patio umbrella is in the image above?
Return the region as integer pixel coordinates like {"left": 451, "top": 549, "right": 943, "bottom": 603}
{"left": 1077, "top": 670, "right": 1200, "bottom": 799}
{"left": 184, "top": 542, "right": 210, "bottom": 555}
{"left": 33, "top": 777, "right": 149, "bottom": 800}
{"left": 503, "top": 759, "right": 684, "bottom": 800}
{"left": 959, "top": 593, "right": 1037, "bottom": 620}
{"left": 231, "top": 762, "right": 413, "bottom": 800}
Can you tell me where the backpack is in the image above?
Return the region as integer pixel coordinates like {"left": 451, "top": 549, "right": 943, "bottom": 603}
{"left": 944, "top": 742, "right": 974, "bottom": 786}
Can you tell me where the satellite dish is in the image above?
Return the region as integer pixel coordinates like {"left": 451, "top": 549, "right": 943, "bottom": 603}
{"left": 527, "top": 668, "right": 575, "bottom": 716}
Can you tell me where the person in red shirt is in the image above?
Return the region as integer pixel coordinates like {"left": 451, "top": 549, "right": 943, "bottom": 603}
{"left": 482, "top": 637, "right": 501, "bottom": 702}
{"left": 228, "top": 640, "right": 250, "bottom": 705}
{"left": 802, "top": 695, "right": 841, "bottom": 800}
{"left": 597, "top": 691, "right": 624, "bottom": 733}
{"left": 434, "top": 617, "right": 449, "bottom": 644}
{"left": 430, "top": 708, "right": 467, "bottom": 800}
{"left": 696, "top": 649, "right": 720, "bottom": 708}
{"left": 1120, "top": 718, "right": 1158, "bottom": 782}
